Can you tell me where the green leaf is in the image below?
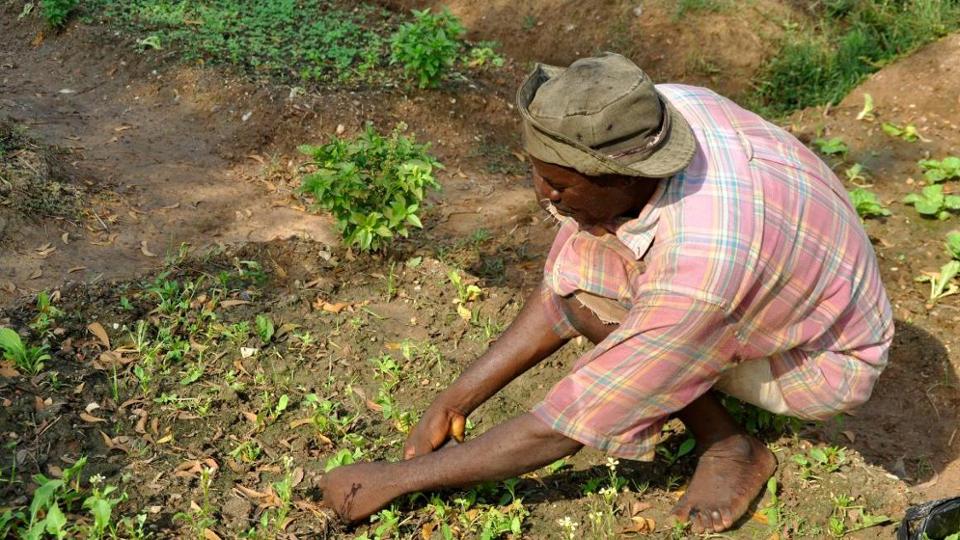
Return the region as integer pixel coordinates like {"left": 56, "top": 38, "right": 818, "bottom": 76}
{"left": 677, "top": 437, "right": 697, "bottom": 458}
{"left": 0, "top": 328, "right": 25, "bottom": 362}
{"left": 947, "top": 232, "right": 960, "bottom": 260}
{"left": 43, "top": 503, "right": 67, "bottom": 535}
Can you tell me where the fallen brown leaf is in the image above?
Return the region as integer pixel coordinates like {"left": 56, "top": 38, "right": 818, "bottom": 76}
{"left": 202, "top": 529, "right": 222, "bottom": 540}
{"left": 220, "top": 299, "right": 251, "bottom": 308}
{"left": 0, "top": 361, "right": 20, "bottom": 378}
{"left": 80, "top": 411, "right": 107, "bottom": 423}
{"left": 87, "top": 322, "right": 110, "bottom": 348}
{"left": 618, "top": 515, "right": 656, "bottom": 535}
{"left": 140, "top": 240, "right": 157, "bottom": 258}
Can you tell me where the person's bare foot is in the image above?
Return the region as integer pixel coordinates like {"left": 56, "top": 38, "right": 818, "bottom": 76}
{"left": 319, "top": 461, "right": 406, "bottom": 522}
{"left": 671, "top": 434, "right": 777, "bottom": 533}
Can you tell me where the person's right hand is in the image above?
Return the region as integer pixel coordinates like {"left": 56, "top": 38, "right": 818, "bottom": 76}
{"left": 403, "top": 403, "right": 466, "bottom": 460}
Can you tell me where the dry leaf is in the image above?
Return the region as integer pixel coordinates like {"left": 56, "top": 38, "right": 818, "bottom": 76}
{"left": 114, "top": 124, "right": 134, "bottom": 132}
{"left": 140, "top": 241, "right": 157, "bottom": 257}
{"left": 619, "top": 516, "right": 656, "bottom": 535}
{"left": 61, "top": 232, "right": 70, "bottom": 245}
{"left": 202, "top": 529, "right": 222, "bottom": 540}
{"left": 752, "top": 511, "right": 770, "bottom": 524}
{"left": 80, "top": 411, "right": 107, "bottom": 423}
{"left": 87, "top": 322, "right": 110, "bottom": 348}
{"left": 630, "top": 501, "right": 652, "bottom": 516}
{"left": 0, "top": 361, "right": 21, "bottom": 378}
{"left": 456, "top": 304, "right": 472, "bottom": 321}
{"left": 85, "top": 402, "right": 101, "bottom": 413}
{"left": 68, "top": 266, "right": 87, "bottom": 273}
{"left": 29, "top": 269, "right": 42, "bottom": 279}
{"left": 842, "top": 430, "right": 856, "bottom": 443}
{"left": 288, "top": 418, "right": 314, "bottom": 429}
{"left": 156, "top": 434, "right": 174, "bottom": 444}
{"left": 220, "top": 299, "right": 251, "bottom": 308}
{"left": 290, "top": 467, "right": 305, "bottom": 488}
{"left": 241, "top": 411, "right": 259, "bottom": 424}
{"left": 421, "top": 522, "right": 436, "bottom": 540}
{"left": 321, "top": 301, "right": 350, "bottom": 314}
{"left": 89, "top": 233, "right": 118, "bottom": 246}
{"left": 134, "top": 409, "right": 148, "bottom": 434}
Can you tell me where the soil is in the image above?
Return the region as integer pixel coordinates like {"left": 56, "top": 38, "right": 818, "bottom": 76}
{"left": 1, "top": 2, "right": 959, "bottom": 539}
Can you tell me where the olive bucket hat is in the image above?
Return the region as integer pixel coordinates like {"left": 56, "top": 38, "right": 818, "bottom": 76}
{"left": 517, "top": 52, "right": 696, "bottom": 178}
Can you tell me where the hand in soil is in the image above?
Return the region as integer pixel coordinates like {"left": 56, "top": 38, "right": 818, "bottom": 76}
{"left": 403, "top": 404, "right": 466, "bottom": 460}
{"left": 318, "top": 461, "right": 405, "bottom": 522}
{"left": 671, "top": 434, "right": 777, "bottom": 533}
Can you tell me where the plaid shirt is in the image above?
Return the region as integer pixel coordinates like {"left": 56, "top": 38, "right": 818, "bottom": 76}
{"left": 532, "top": 84, "right": 893, "bottom": 460}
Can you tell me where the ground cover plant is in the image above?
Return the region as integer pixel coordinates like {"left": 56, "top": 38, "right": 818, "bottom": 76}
{"left": 751, "top": 0, "right": 960, "bottom": 115}
{"left": 79, "top": 1, "right": 500, "bottom": 88}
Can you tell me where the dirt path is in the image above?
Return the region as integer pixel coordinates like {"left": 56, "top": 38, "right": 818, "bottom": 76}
{"left": 0, "top": 20, "right": 337, "bottom": 299}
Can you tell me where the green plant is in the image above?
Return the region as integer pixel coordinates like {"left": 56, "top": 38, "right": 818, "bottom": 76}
{"left": 0, "top": 327, "right": 51, "bottom": 375}
{"left": 903, "top": 184, "right": 960, "bottom": 220}
{"left": 919, "top": 156, "right": 960, "bottom": 183}
{"left": 254, "top": 314, "right": 274, "bottom": 343}
{"left": 752, "top": 1, "right": 960, "bottom": 116}
{"left": 827, "top": 493, "right": 891, "bottom": 537}
{"left": 916, "top": 260, "right": 960, "bottom": 301}
{"left": 173, "top": 465, "right": 217, "bottom": 537}
{"left": 299, "top": 124, "right": 441, "bottom": 251}
{"left": 844, "top": 163, "right": 868, "bottom": 184}
{"left": 882, "top": 122, "right": 925, "bottom": 142}
{"left": 793, "top": 446, "right": 847, "bottom": 480}
{"left": 856, "top": 93, "right": 875, "bottom": 121}
{"left": 848, "top": 188, "right": 890, "bottom": 219}
{"left": 230, "top": 441, "right": 263, "bottom": 463}
{"left": 674, "top": 0, "right": 729, "bottom": 19}
{"left": 656, "top": 437, "right": 697, "bottom": 466}
{"left": 41, "top": 0, "right": 78, "bottom": 28}
{"left": 82, "top": 474, "right": 127, "bottom": 540}
{"left": 389, "top": 8, "right": 465, "bottom": 88}
{"left": 760, "top": 476, "right": 781, "bottom": 527}
{"left": 465, "top": 43, "right": 504, "bottom": 70}
{"left": 947, "top": 231, "right": 960, "bottom": 260}
{"left": 813, "top": 137, "right": 848, "bottom": 156}
{"left": 30, "top": 291, "right": 63, "bottom": 338}
{"left": 324, "top": 448, "right": 364, "bottom": 472}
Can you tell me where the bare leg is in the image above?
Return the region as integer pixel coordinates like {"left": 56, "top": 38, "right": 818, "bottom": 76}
{"left": 558, "top": 295, "right": 776, "bottom": 534}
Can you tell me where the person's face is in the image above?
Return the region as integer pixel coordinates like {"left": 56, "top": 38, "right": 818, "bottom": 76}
{"left": 531, "top": 157, "right": 644, "bottom": 232}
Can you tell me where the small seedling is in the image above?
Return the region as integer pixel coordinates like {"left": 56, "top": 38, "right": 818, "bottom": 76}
{"left": 883, "top": 122, "right": 927, "bottom": 142}
{"left": 848, "top": 188, "right": 890, "bottom": 219}
{"left": 656, "top": 437, "right": 697, "bottom": 466}
{"left": 230, "top": 441, "right": 262, "bottom": 463}
{"left": 855, "top": 93, "right": 875, "bottom": 121}
{"left": 389, "top": 8, "right": 465, "bottom": 88}
{"left": 903, "top": 184, "right": 960, "bottom": 220}
{"left": 813, "top": 137, "right": 848, "bottom": 156}
{"left": 324, "top": 448, "right": 364, "bottom": 472}
{"left": 255, "top": 314, "right": 275, "bottom": 343}
{"left": 919, "top": 156, "right": 960, "bottom": 183}
{"left": 448, "top": 270, "right": 482, "bottom": 304}
{"left": 947, "top": 231, "right": 960, "bottom": 260}
{"left": 793, "top": 446, "right": 847, "bottom": 480}
{"left": 761, "top": 476, "right": 781, "bottom": 527}
{"left": 915, "top": 260, "right": 960, "bottom": 302}
{"left": 0, "top": 327, "right": 51, "bottom": 375}
{"left": 844, "top": 163, "right": 868, "bottom": 185}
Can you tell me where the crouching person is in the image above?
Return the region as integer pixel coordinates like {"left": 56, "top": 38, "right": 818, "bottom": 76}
{"left": 319, "top": 53, "right": 893, "bottom": 534}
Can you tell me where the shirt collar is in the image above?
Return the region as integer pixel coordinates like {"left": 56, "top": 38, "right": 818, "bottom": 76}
{"left": 616, "top": 176, "right": 671, "bottom": 260}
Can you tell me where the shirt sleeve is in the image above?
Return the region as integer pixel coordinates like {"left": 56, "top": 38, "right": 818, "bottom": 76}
{"left": 531, "top": 291, "right": 738, "bottom": 459}
{"left": 538, "top": 218, "right": 581, "bottom": 340}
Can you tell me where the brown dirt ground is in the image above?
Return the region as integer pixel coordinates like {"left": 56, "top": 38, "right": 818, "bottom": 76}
{"left": 0, "top": 2, "right": 959, "bottom": 539}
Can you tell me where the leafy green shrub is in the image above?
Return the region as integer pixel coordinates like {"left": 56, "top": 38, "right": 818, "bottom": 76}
{"left": 919, "top": 156, "right": 960, "bottom": 183}
{"left": 41, "top": 0, "right": 78, "bottom": 28}
{"left": 813, "top": 136, "right": 848, "bottom": 156}
{"left": 390, "top": 8, "right": 465, "bottom": 88}
{"left": 848, "top": 188, "right": 890, "bottom": 219}
{"left": 903, "top": 184, "right": 960, "bottom": 220}
{"left": 299, "top": 124, "right": 441, "bottom": 251}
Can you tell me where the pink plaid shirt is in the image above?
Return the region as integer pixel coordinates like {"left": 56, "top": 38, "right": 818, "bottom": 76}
{"left": 532, "top": 84, "right": 893, "bottom": 459}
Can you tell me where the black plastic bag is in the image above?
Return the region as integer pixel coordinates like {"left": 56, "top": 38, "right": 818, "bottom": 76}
{"left": 898, "top": 497, "right": 960, "bottom": 540}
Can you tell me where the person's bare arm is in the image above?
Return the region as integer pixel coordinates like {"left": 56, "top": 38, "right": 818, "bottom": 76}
{"left": 321, "top": 413, "right": 583, "bottom": 521}
{"left": 403, "top": 282, "right": 569, "bottom": 458}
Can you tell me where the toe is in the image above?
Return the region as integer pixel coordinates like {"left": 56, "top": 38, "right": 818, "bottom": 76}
{"left": 690, "top": 510, "right": 707, "bottom": 534}
{"left": 671, "top": 499, "right": 692, "bottom": 522}
{"left": 719, "top": 508, "right": 735, "bottom": 530}
{"left": 709, "top": 509, "right": 724, "bottom": 532}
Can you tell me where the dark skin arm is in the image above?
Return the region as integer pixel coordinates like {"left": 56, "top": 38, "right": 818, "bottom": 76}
{"left": 319, "top": 283, "right": 585, "bottom": 521}
{"left": 402, "top": 282, "right": 571, "bottom": 458}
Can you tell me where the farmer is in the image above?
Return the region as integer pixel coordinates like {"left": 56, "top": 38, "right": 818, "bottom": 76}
{"left": 319, "top": 53, "right": 893, "bottom": 533}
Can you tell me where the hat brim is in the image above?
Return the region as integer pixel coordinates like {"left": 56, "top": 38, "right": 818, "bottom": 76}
{"left": 517, "top": 64, "right": 697, "bottom": 178}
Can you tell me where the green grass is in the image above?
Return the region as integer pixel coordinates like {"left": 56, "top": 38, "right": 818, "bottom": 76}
{"left": 84, "top": 0, "right": 396, "bottom": 85}
{"left": 673, "top": 0, "right": 730, "bottom": 19}
{"left": 751, "top": 0, "right": 960, "bottom": 116}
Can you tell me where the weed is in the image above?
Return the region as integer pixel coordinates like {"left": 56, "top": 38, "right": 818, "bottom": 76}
{"left": 230, "top": 441, "right": 262, "bottom": 464}
{"left": 30, "top": 290, "right": 63, "bottom": 338}
{"left": 389, "top": 8, "right": 465, "bottom": 88}
{"left": 915, "top": 260, "right": 960, "bottom": 301}
{"left": 522, "top": 15, "right": 537, "bottom": 31}
{"left": 173, "top": 465, "right": 217, "bottom": 537}
{"left": 324, "top": 448, "right": 364, "bottom": 472}
{"left": 304, "top": 394, "right": 357, "bottom": 440}
{"left": 41, "top": 0, "right": 78, "bottom": 28}
{"left": 299, "top": 123, "right": 441, "bottom": 251}
{"left": 793, "top": 446, "right": 847, "bottom": 480}
{"left": 254, "top": 314, "right": 274, "bottom": 343}
{"left": 856, "top": 93, "right": 875, "bottom": 121}
{"left": 674, "top": 0, "right": 729, "bottom": 19}
{"left": 760, "top": 476, "right": 781, "bottom": 527}
{"left": 883, "top": 122, "right": 926, "bottom": 142}
{"left": 849, "top": 188, "right": 890, "bottom": 219}
{"left": 844, "top": 163, "right": 868, "bottom": 184}
{"left": 947, "top": 231, "right": 960, "bottom": 260}
{"left": 827, "top": 492, "right": 891, "bottom": 537}
{"left": 753, "top": 1, "right": 960, "bottom": 116}
{"left": 657, "top": 437, "right": 697, "bottom": 466}
{"left": 399, "top": 339, "right": 443, "bottom": 372}
{"left": 465, "top": 42, "right": 505, "bottom": 70}
{"left": 721, "top": 396, "right": 802, "bottom": 436}
{"left": 919, "top": 156, "right": 960, "bottom": 183}
{"left": 903, "top": 184, "right": 960, "bottom": 220}
{"left": 448, "top": 270, "right": 482, "bottom": 305}
{"left": 0, "top": 327, "right": 51, "bottom": 375}
{"left": 813, "top": 137, "right": 848, "bottom": 156}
